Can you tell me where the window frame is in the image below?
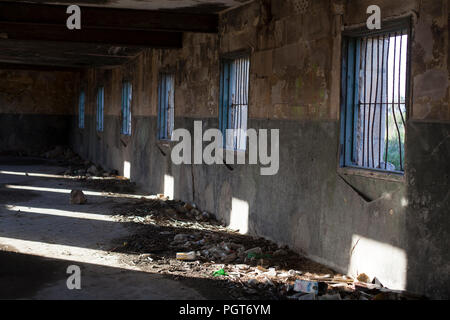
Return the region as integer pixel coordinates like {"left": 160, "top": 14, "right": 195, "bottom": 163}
{"left": 96, "top": 86, "right": 104, "bottom": 132}
{"left": 121, "top": 81, "right": 132, "bottom": 136}
{"left": 157, "top": 72, "right": 175, "bottom": 141}
{"left": 339, "top": 17, "right": 412, "bottom": 179}
{"left": 219, "top": 52, "right": 251, "bottom": 152}
{"left": 78, "top": 90, "right": 85, "bottom": 129}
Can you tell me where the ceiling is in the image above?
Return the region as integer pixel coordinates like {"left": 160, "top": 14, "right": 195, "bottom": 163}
{"left": 0, "top": 0, "right": 251, "bottom": 14}
{"left": 0, "top": 0, "right": 252, "bottom": 69}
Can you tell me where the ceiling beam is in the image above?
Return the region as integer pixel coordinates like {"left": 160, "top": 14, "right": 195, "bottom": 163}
{"left": 0, "top": 2, "right": 219, "bottom": 33}
{"left": 0, "top": 62, "right": 81, "bottom": 72}
{"left": 0, "top": 22, "right": 183, "bottom": 48}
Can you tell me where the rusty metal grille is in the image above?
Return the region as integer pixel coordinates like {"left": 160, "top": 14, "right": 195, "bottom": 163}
{"left": 341, "top": 28, "right": 409, "bottom": 173}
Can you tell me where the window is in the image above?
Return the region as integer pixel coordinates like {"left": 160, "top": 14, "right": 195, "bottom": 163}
{"left": 340, "top": 22, "right": 409, "bottom": 173}
{"left": 157, "top": 73, "right": 175, "bottom": 140}
{"left": 96, "top": 86, "right": 104, "bottom": 132}
{"left": 121, "top": 81, "right": 132, "bottom": 135}
{"left": 78, "top": 90, "right": 85, "bottom": 129}
{"left": 219, "top": 55, "right": 250, "bottom": 151}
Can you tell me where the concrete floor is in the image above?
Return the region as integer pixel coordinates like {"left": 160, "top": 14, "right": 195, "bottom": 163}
{"left": 0, "top": 157, "right": 219, "bottom": 300}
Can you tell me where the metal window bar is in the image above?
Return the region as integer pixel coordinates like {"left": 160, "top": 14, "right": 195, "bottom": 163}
{"left": 157, "top": 73, "right": 175, "bottom": 140}
{"left": 121, "top": 82, "right": 132, "bottom": 135}
{"left": 97, "top": 87, "right": 104, "bottom": 132}
{"left": 342, "top": 30, "right": 408, "bottom": 173}
{"left": 219, "top": 56, "right": 249, "bottom": 151}
{"left": 79, "top": 91, "right": 85, "bottom": 129}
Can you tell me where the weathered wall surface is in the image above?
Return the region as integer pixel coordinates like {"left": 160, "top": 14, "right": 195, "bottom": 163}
{"left": 0, "top": 70, "right": 77, "bottom": 153}
{"left": 71, "top": 0, "right": 449, "bottom": 299}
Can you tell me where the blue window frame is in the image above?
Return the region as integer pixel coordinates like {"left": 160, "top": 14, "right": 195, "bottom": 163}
{"left": 157, "top": 73, "right": 175, "bottom": 140}
{"left": 121, "top": 81, "right": 132, "bottom": 135}
{"left": 219, "top": 55, "right": 250, "bottom": 151}
{"left": 340, "top": 21, "right": 410, "bottom": 174}
{"left": 96, "top": 86, "right": 104, "bottom": 132}
{"left": 78, "top": 90, "right": 85, "bottom": 129}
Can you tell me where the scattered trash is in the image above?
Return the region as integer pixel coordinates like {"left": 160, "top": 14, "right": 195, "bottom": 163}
{"left": 294, "top": 279, "right": 320, "bottom": 294}
{"left": 110, "top": 194, "right": 423, "bottom": 301}
{"left": 213, "top": 269, "right": 229, "bottom": 277}
{"left": 357, "top": 273, "right": 371, "bottom": 283}
{"left": 176, "top": 251, "right": 197, "bottom": 261}
{"left": 372, "top": 277, "right": 383, "bottom": 287}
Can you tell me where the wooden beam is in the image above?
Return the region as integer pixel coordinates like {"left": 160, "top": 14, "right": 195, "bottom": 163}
{"left": 0, "top": 39, "right": 143, "bottom": 58}
{"left": 0, "top": 62, "right": 81, "bottom": 72}
{"left": 0, "top": 1, "right": 218, "bottom": 33}
{"left": 0, "top": 22, "right": 183, "bottom": 48}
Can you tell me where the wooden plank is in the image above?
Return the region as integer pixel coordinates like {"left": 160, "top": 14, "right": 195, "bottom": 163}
{"left": 0, "top": 22, "right": 183, "bottom": 48}
{"left": 0, "top": 62, "right": 81, "bottom": 71}
{"left": 0, "top": 1, "right": 218, "bottom": 33}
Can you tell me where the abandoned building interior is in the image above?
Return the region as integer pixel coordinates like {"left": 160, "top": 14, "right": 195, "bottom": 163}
{"left": 0, "top": 0, "right": 448, "bottom": 300}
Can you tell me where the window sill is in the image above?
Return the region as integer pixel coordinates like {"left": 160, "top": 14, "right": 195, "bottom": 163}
{"left": 337, "top": 166, "right": 405, "bottom": 183}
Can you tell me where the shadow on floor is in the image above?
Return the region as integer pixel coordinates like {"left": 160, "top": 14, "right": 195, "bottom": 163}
{"left": 0, "top": 250, "right": 233, "bottom": 300}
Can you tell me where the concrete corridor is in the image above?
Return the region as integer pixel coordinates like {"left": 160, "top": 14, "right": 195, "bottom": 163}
{"left": 0, "top": 156, "right": 220, "bottom": 299}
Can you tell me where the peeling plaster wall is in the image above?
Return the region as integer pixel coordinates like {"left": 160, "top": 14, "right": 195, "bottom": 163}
{"left": 71, "top": 0, "right": 449, "bottom": 298}
{"left": 0, "top": 70, "right": 77, "bottom": 152}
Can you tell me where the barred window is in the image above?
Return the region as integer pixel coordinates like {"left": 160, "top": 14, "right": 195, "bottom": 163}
{"left": 121, "top": 81, "right": 132, "bottom": 135}
{"left": 340, "top": 22, "right": 410, "bottom": 173}
{"left": 96, "top": 86, "right": 104, "bottom": 132}
{"left": 157, "top": 73, "right": 175, "bottom": 140}
{"left": 219, "top": 55, "right": 250, "bottom": 151}
{"left": 78, "top": 90, "right": 85, "bottom": 129}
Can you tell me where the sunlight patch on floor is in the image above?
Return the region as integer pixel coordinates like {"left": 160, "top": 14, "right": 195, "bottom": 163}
{"left": 5, "top": 205, "right": 116, "bottom": 222}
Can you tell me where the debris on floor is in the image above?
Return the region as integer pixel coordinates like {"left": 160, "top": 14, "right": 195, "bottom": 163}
{"left": 108, "top": 194, "right": 422, "bottom": 301}
{"left": 38, "top": 145, "right": 120, "bottom": 179}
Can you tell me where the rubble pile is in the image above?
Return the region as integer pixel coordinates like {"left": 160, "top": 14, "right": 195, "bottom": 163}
{"left": 40, "top": 145, "right": 120, "bottom": 179}
{"left": 112, "top": 197, "right": 421, "bottom": 300}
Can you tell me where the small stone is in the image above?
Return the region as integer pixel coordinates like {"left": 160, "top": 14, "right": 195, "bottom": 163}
{"left": 70, "top": 190, "right": 87, "bottom": 205}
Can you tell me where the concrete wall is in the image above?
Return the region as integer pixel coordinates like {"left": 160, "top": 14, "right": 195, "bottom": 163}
{"left": 70, "top": 0, "right": 449, "bottom": 299}
{"left": 0, "top": 69, "right": 77, "bottom": 153}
